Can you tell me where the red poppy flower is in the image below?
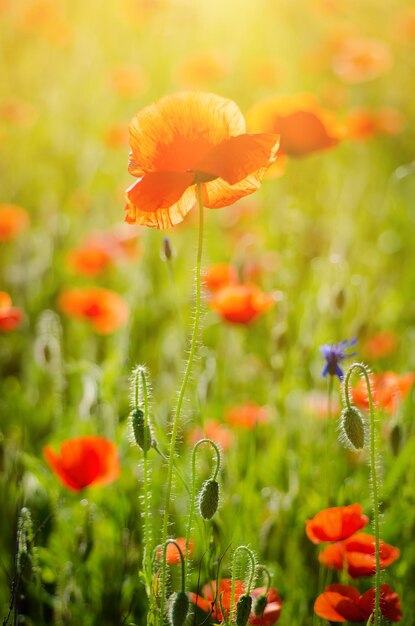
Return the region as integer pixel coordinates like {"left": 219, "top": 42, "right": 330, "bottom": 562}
{"left": 352, "top": 371, "right": 415, "bottom": 413}
{"left": 124, "top": 92, "right": 279, "bottom": 229}
{"left": 319, "top": 532, "right": 400, "bottom": 577}
{"left": 314, "top": 584, "right": 402, "bottom": 622}
{"left": 156, "top": 537, "right": 194, "bottom": 565}
{"left": 0, "top": 292, "right": 23, "bottom": 332}
{"left": 175, "top": 53, "right": 230, "bottom": 88}
{"left": 67, "top": 244, "right": 113, "bottom": 277}
{"left": 306, "top": 504, "right": 368, "bottom": 544}
{"left": 203, "top": 263, "right": 238, "bottom": 292}
{"left": 190, "top": 580, "right": 282, "bottom": 625}
{"left": 246, "top": 94, "right": 341, "bottom": 159}
{"left": 210, "top": 284, "right": 274, "bottom": 324}
{"left": 187, "top": 419, "right": 233, "bottom": 452}
{"left": 59, "top": 287, "right": 129, "bottom": 334}
{"left": 43, "top": 436, "right": 120, "bottom": 492}
{"left": 225, "top": 403, "right": 270, "bottom": 429}
{"left": 345, "top": 108, "right": 404, "bottom": 141}
{"left": 0, "top": 204, "right": 30, "bottom": 241}
{"left": 362, "top": 331, "right": 399, "bottom": 359}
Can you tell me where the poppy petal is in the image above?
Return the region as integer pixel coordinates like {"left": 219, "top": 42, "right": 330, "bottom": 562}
{"left": 201, "top": 173, "right": 266, "bottom": 209}
{"left": 125, "top": 172, "right": 196, "bottom": 229}
{"left": 197, "top": 133, "right": 279, "bottom": 185}
{"left": 128, "top": 92, "right": 246, "bottom": 176}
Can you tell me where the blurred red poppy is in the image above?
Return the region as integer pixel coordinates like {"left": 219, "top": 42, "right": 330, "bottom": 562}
{"left": 0, "top": 292, "right": 23, "bottom": 332}
{"left": 124, "top": 92, "right": 279, "bottom": 228}
{"left": 59, "top": 287, "right": 129, "bottom": 334}
{"left": 67, "top": 244, "right": 113, "bottom": 277}
{"left": 306, "top": 504, "right": 368, "bottom": 544}
{"left": 203, "top": 263, "right": 238, "bottom": 292}
{"left": 332, "top": 38, "right": 392, "bottom": 83}
{"left": 108, "top": 65, "right": 148, "bottom": 98}
{"left": 352, "top": 371, "right": 415, "bottom": 413}
{"left": 187, "top": 419, "right": 233, "bottom": 452}
{"left": 210, "top": 284, "right": 274, "bottom": 324}
{"left": 0, "top": 204, "right": 30, "bottom": 241}
{"left": 174, "top": 52, "right": 230, "bottom": 88}
{"left": 156, "top": 537, "right": 194, "bottom": 565}
{"left": 225, "top": 403, "right": 270, "bottom": 429}
{"left": 189, "top": 580, "right": 282, "bottom": 625}
{"left": 362, "top": 331, "right": 399, "bottom": 360}
{"left": 314, "top": 583, "right": 402, "bottom": 622}
{"left": 345, "top": 109, "right": 404, "bottom": 141}
{"left": 44, "top": 436, "right": 120, "bottom": 492}
{"left": 246, "top": 94, "right": 341, "bottom": 159}
{"left": 319, "top": 532, "right": 400, "bottom": 577}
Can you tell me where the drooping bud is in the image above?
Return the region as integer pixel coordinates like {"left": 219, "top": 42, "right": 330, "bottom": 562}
{"left": 198, "top": 479, "right": 219, "bottom": 519}
{"left": 236, "top": 594, "right": 252, "bottom": 626}
{"left": 169, "top": 591, "right": 189, "bottom": 626}
{"left": 253, "top": 594, "right": 268, "bottom": 617}
{"left": 130, "top": 408, "right": 152, "bottom": 452}
{"left": 162, "top": 237, "right": 173, "bottom": 260}
{"left": 390, "top": 423, "right": 402, "bottom": 456}
{"left": 340, "top": 406, "right": 365, "bottom": 450}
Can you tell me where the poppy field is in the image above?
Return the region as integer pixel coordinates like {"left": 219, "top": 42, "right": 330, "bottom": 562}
{"left": 1, "top": 0, "right": 415, "bottom": 624}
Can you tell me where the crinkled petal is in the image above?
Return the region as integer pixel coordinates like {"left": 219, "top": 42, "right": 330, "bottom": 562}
{"left": 202, "top": 172, "right": 266, "bottom": 209}
{"left": 128, "top": 92, "right": 246, "bottom": 176}
{"left": 125, "top": 172, "right": 197, "bottom": 229}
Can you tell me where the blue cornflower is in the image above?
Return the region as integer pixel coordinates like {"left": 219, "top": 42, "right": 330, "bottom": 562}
{"left": 320, "top": 338, "right": 357, "bottom": 380}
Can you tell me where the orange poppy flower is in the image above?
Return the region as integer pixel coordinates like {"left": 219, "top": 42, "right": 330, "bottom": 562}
{"left": 0, "top": 204, "right": 30, "bottom": 241}
{"left": 67, "top": 245, "right": 113, "bottom": 277}
{"left": 362, "top": 331, "right": 399, "bottom": 360}
{"left": 203, "top": 263, "right": 238, "bottom": 292}
{"left": 246, "top": 94, "right": 341, "bottom": 159}
{"left": 187, "top": 419, "right": 233, "bottom": 452}
{"left": 156, "top": 537, "right": 194, "bottom": 565}
{"left": 319, "top": 532, "right": 400, "bottom": 577}
{"left": 351, "top": 371, "right": 415, "bottom": 413}
{"left": 59, "top": 287, "right": 129, "bottom": 334}
{"left": 314, "top": 584, "right": 402, "bottom": 622}
{"left": 332, "top": 38, "right": 392, "bottom": 83}
{"left": 306, "top": 504, "right": 368, "bottom": 544}
{"left": 124, "top": 92, "right": 279, "bottom": 229}
{"left": 0, "top": 292, "right": 23, "bottom": 332}
{"left": 345, "top": 108, "right": 404, "bottom": 141}
{"left": 225, "top": 403, "right": 270, "bottom": 429}
{"left": 103, "top": 124, "right": 129, "bottom": 150}
{"left": 210, "top": 284, "right": 274, "bottom": 324}
{"left": 43, "top": 436, "right": 120, "bottom": 492}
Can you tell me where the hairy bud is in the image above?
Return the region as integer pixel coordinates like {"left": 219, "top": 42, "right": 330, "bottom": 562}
{"left": 131, "top": 408, "right": 153, "bottom": 452}
{"left": 236, "top": 594, "right": 252, "bottom": 626}
{"left": 340, "top": 406, "right": 365, "bottom": 450}
{"left": 253, "top": 594, "right": 268, "bottom": 617}
{"left": 169, "top": 591, "right": 189, "bottom": 626}
{"left": 198, "top": 479, "right": 219, "bottom": 520}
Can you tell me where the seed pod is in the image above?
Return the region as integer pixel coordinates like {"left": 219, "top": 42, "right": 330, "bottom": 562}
{"left": 340, "top": 406, "right": 365, "bottom": 450}
{"left": 131, "top": 408, "right": 152, "bottom": 452}
{"left": 253, "top": 594, "right": 268, "bottom": 617}
{"left": 198, "top": 479, "right": 219, "bottom": 520}
{"left": 169, "top": 591, "right": 189, "bottom": 626}
{"left": 236, "top": 594, "right": 252, "bottom": 626}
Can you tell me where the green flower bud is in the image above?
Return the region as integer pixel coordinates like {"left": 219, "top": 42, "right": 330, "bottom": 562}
{"left": 198, "top": 479, "right": 219, "bottom": 520}
{"left": 253, "top": 594, "right": 268, "bottom": 617}
{"left": 236, "top": 594, "right": 252, "bottom": 626}
{"left": 340, "top": 406, "right": 365, "bottom": 450}
{"left": 131, "top": 408, "right": 152, "bottom": 452}
{"left": 169, "top": 591, "right": 189, "bottom": 626}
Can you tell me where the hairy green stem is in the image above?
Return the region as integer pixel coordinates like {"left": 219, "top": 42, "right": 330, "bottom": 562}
{"left": 345, "top": 364, "right": 380, "bottom": 626}
{"left": 185, "top": 438, "right": 221, "bottom": 582}
{"left": 159, "top": 183, "right": 205, "bottom": 624}
{"left": 230, "top": 546, "right": 257, "bottom": 622}
{"left": 163, "top": 540, "right": 186, "bottom": 593}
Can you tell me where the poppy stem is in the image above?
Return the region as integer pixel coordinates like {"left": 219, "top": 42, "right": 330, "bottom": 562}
{"left": 230, "top": 546, "right": 257, "bottom": 621}
{"left": 326, "top": 374, "right": 334, "bottom": 505}
{"left": 159, "top": 182, "right": 205, "bottom": 624}
{"left": 185, "top": 439, "right": 221, "bottom": 583}
{"left": 344, "top": 363, "right": 381, "bottom": 626}
{"left": 133, "top": 365, "right": 156, "bottom": 621}
{"left": 163, "top": 540, "right": 186, "bottom": 594}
